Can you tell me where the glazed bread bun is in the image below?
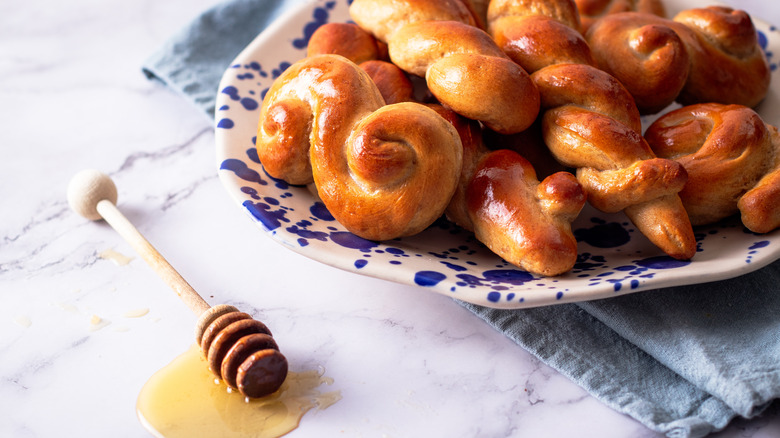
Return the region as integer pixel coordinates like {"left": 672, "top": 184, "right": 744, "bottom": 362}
{"left": 433, "top": 105, "right": 586, "bottom": 276}
{"left": 256, "top": 54, "right": 463, "bottom": 241}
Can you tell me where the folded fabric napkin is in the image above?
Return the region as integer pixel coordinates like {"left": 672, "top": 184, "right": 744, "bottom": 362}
{"left": 142, "top": 1, "right": 780, "bottom": 436}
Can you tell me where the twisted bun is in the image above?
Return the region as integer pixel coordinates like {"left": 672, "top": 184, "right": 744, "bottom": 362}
{"left": 486, "top": 0, "right": 595, "bottom": 75}
{"left": 487, "top": 0, "right": 582, "bottom": 31}
{"left": 645, "top": 103, "right": 780, "bottom": 233}
{"left": 256, "top": 55, "right": 462, "bottom": 240}
{"left": 489, "top": 14, "right": 596, "bottom": 74}
{"left": 532, "top": 63, "right": 696, "bottom": 260}
{"left": 388, "top": 20, "right": 540, "bottom": 134}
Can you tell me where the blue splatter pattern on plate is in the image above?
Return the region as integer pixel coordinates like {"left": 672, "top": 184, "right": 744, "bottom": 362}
{"left": 214, "top": 0, "right": 780, "bottom": 309}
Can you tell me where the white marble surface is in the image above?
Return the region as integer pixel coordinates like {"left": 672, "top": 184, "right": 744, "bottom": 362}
{"left": 2, "top": 0, "right": 780, "bottom": 437}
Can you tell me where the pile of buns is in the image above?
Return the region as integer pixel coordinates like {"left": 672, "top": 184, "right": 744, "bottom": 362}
{"left": 255, "top": 0, "right": 780, "bottom": 276}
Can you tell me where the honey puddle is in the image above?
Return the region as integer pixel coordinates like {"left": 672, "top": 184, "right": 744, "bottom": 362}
{"left": 137, "top": 345, "right": 341, "bottom": 438}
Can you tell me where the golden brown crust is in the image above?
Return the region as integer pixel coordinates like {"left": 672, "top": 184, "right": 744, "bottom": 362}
{"left": 646, "top": 103, "right": 780, "bottom": 232}
{"left": 739, "top": 163, "right": 780, "bottom": 234}
{"left": 460, "top": 0, "right": 491, "bottom": 29}
{"left": 307, "top": 22, "right": 387, "bottom": 64}
{"left": 485, "top": 0, "right": 588, "bottom": 74}
{"left": 531, "top": 63, "right": 696, "bottom": 259}
{"left": 388, "top": 20, "right": 540, "bottom": 134}
{"left": 349, "top": 0, "right": 476, "bottom": 42}
{"left": 466, "top": 150, "right": 586, "bottom": 276}
{"left": 257, "top": 55, "right": 463, "bottom": 241}
{"left": 585, "top": 7, "right": 770, "bottom": 114}
{"left": 673, "top": 7, "right": 771, "bottom": 108}
{"left": 585, "top": 12, "right": 689, "bottom": 114}
{"left": 490, "top": 15, "right": 596, "bottom": 74}
{"left": 430, "top": 105, "right": 585, "bottom": 276}
{"left": 359, "top": 60, "right": 416, "bottom": 104}
{"left": 575, "top": 0, "right": 666, "bottom": 33}
{"left": 487, "top": 0, "right": 582, "bottom": 32}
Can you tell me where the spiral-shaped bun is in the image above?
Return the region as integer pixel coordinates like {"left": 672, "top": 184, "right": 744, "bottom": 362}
{"left": 585, "top": 7, "right": 771, "bottom": 113}
{"left": 645, "top": 103, "right": 780, "bottom": 233}
{"left": 575, "top": 0, "right": 665, "bottom": 33}
{"left": 531, "top": 63, "right": 696, "bottom": 260}
{"left": 257, "top": 54, "right": 462, "bottom": 241}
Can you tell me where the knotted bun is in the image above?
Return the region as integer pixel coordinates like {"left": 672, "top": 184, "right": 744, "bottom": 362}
{"left": 488, "top": 0, "right": 582, "bottom": 31}
{"left": 645, "top": 103, "right": 780, "bottom": 233}
{"left": 350, "top": 1, "right": 540, "bottom": 134}
{"left": 256, "top": 54, "right": 463, "bottom": 241}
{"left": 586, "top": 7, "right": 771, "bottom": 114}
{"left": 531, "top": 63, "right": 696, "bottom": 260}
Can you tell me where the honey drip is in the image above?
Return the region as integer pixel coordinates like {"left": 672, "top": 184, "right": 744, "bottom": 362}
{"left": 137, "top": 345, "right": 341, "bottom": 438}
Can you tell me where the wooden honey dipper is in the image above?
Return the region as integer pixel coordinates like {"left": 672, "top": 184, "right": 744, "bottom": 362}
{"left": 67, "top": 169, "right": 288, "bottom": 398}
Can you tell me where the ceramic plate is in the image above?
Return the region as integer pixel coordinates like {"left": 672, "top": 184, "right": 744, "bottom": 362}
{"left": 215, "top": 0, "right": 780, "bottom": 309}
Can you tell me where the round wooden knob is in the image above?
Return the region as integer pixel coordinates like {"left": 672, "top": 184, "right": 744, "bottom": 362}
{"left": 67, "top": 169, "right": 118, "bottom": 221}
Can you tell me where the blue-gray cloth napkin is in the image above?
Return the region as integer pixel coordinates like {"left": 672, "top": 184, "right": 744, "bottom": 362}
{"left": 142, "top": 1, "right": 780, "bottom": 436}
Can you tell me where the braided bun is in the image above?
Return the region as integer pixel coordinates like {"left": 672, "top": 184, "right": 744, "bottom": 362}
{"left": 256, "top": 55, "right": 463, "bottom": 240}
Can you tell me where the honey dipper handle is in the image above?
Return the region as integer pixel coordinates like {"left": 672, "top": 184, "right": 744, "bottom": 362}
{"left": 95, "top": 198, "right": 211, "bottom": 316}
